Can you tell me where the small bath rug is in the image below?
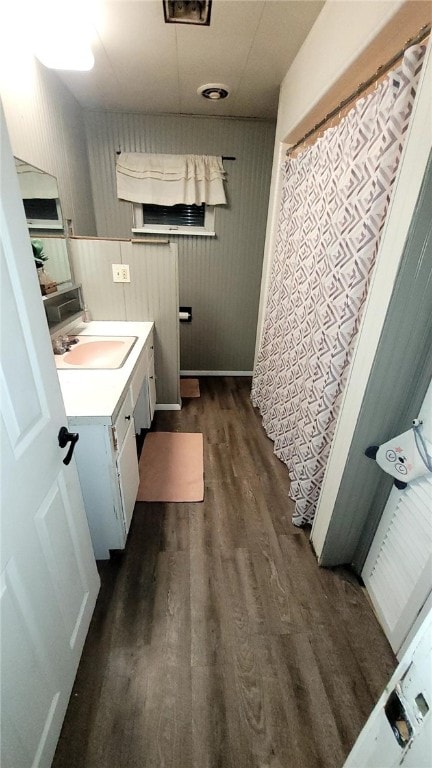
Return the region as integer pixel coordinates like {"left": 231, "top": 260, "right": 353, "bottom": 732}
{"left": 137, "top": 432, "right": 204, "bottom": 502}
{"left": 180, "top": 378, "right": 200, "bottom": 398}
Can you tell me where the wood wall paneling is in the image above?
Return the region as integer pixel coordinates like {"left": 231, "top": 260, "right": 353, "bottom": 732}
{"left": 83, "top": 112, "right": 275, "bottom": 371}
{"left": 69, "top": 238, "right": 180, "bottom": 405}
{"left": 70, "top": 239, "right": 126, "bottom": 321}
{"left": 124, "top": 242, "right": 180, "bottom": 407}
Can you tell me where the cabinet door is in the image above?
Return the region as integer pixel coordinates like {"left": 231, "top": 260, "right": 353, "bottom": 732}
{"left": 117, "top": 420, "right": 140, "bottom": 536}
{"left": 134, "top": 380, "right": 151, "bottom": 431}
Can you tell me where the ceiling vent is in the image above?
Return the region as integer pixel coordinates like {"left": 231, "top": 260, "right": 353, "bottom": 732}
{"left": 163, "top": 1, "right": 212, "bottom": 26}
{"left": 198, "top": 83, "right": 230, "bottom": 101}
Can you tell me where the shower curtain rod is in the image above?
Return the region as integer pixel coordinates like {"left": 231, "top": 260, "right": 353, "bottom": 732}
{"left": 286, "top": 23, "right": 431, "bottom": 157}
{"left": 115, "top": 150, "right": 235, "bottom": 160}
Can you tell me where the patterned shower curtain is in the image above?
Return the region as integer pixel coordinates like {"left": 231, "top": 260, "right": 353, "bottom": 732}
{"left": 252, "top": 44, "right": 426, "bottom": 527}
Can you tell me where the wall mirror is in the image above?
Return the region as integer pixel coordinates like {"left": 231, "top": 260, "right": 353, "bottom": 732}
{"left": 14, "top": 157, "right": 73, "bottom": 288}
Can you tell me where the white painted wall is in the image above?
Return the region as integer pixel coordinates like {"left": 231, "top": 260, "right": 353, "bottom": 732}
{"left": 254, "top": 0, "right": 412, "bottom": 364}
{"left": 0, "top": 37, "right": 96, "bottom": 236}
{"left": 275, "top": 0, "right": 406, "bottom": 144}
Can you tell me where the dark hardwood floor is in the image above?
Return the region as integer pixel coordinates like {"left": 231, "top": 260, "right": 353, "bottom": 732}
{"left": 53, "top": 377, "right": 396, "bottom": 768}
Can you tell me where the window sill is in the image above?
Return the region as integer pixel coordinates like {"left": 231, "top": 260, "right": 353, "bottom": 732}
{"left": 28, "top": 222, "right": 64, "bottom": 231}
{"left": 132, "top": 227, "right": 215, "bottom": 238}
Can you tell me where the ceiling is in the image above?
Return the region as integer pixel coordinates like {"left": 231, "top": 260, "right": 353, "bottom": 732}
{"left": 57, "top": 0, "right": 324, "bottom": 119}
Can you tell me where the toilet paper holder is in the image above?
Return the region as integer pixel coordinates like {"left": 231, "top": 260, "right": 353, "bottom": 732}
{"left": 179, "top": 306, "right": 192, "bottom": 322}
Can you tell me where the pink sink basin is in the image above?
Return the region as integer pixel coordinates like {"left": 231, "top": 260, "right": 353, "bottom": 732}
{"left": 55, "top": 336, "right": 138, "bottom": 369}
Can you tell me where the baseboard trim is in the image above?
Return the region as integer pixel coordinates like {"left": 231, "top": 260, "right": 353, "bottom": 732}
{"left": 154, "top": 403, "right": 182, "bottom": 411}
{"left": 180, "top": 370, "right": 253, "bottom": 376}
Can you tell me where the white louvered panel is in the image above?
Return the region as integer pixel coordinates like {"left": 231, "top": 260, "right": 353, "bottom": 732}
{"left": 390, "top": 511, "right": 428, "bottom": 572}
{"left": 391, "top": 509, "right": 430, "bottom": 574}
{"left": 398, "top": 485, "right": 432, "bottom": 547}
{"left": 370, "top": 477, "right": 432, "bottom": 615}
{"left": 371, "top": 545, "right": 411, "bottom": 622}
{"left": 363, "top": 473, "right": 432, "bottom": 654}
{"left": 369, "top": 554, "right": 403, "bottom": 629}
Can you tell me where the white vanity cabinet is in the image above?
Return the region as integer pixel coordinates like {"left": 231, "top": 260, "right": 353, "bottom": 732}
{"left": 73, "top": 391, "right": 139, "bottom": 559}
{"left": 58, "top": 321, "right": 155, "bottom": 560}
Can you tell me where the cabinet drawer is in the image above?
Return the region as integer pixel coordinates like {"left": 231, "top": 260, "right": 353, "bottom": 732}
{"left": 113, "top": 390, "right": 133, "bottom": 450}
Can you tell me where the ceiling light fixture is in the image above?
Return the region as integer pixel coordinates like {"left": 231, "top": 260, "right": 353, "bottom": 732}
{"left": 198, "top": 83, "right": 230, "bottom": 101}
{"left": 31, "top": 0, "right": 95, "bottom": 71}
{"left": 34, "top": 41, "right": 94, "bottom": 72}
{"left": 163, "top": 1, "right": 212, "bottom": 26}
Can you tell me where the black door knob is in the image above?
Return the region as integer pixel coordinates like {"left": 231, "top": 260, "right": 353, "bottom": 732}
{"left": 58, "top": 426, "right": 79, "bottom": 466}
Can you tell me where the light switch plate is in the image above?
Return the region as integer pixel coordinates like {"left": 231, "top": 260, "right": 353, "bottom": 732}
{"left": 112, "top": 264, "right": 130, "bottom": 282}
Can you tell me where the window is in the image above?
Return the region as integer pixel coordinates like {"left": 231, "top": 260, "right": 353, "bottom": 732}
{"left": 132, "top": 202, "right": 215, "bottom": 237}
{"left": 142, "top": 203, "right": 205, "bottom": 227}
{"left": 23, "top": 197, "right": 63, "bottom": 230}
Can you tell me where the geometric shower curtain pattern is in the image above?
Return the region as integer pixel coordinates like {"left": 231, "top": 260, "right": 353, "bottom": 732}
{"left": 252, "top": 44, "right": 426, "bottom": 526}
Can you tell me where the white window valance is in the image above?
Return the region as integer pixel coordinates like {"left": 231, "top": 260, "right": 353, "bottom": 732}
{"left": 116, "top": 152, "right": 226, "bottom": 206}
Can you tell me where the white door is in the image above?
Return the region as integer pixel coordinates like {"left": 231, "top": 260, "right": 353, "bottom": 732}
{"left": 0, "top": 108, "right": 100, "bottom": 767}
{"left": 362, "top": 380, "right": 432, "bottom": 655}
{"left": 343, "top": 609, "right": 432, "bottom": 768}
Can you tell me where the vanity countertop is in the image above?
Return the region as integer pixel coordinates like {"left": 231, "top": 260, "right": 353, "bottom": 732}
{"left": 56, "top": 320, "right": 154, "bottom": 424}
